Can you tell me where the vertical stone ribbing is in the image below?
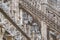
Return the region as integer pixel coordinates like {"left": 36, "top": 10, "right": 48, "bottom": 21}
{"left": 41, "top": 21, "right": 47, "bottom": 40}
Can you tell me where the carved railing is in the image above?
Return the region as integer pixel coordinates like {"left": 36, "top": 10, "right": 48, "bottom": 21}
{"left": 44, "top": 3, "right": 60, "bottom": 26}
{"left": 0, "top": 2, "right": 41, "bottom": 40}
{"left": 0, "top": 8, "right": 31, "bottom": 40}
{"left": 19, "top": 0, "right": 60, "bottom": 32}
{"left": 41, "top": 3, "right": 60, "bottom": 17}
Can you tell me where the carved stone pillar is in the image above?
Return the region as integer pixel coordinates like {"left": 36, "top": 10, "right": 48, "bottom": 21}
{"left": 0, "top": 23, "right": 5, "bottom": 40}
{"left": 41, "top": 0, "right": 47, "bottom": 14}
{"left": 41, "top": 21, "right": 47, "bottom": 40}
{"left": 20, "top": 9, "right": 23, "bottom": 25}
{"left": 27, "top": 25, "right": 31, "bottom": 37}
{"left": 31, "top": 31, "right": 35, "bottom": 40}
{"left": 11, "top": 0, "right": 20, "bottom": 24}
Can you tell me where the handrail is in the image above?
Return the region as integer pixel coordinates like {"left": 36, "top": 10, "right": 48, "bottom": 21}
{"left": 41, "top": 3, "right": 60, "bottom": 17}
{"left": 19, "top": 0, "right": 60, "bottom": 33}
{"left": 0, "top": 8, "right": 31, "bottom": 40}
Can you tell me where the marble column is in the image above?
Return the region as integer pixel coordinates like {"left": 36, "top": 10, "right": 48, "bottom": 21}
{"left": 20, "top": 9, "right": 23, "bottom": 25}
{"left": 41, "top": 21, "right": 47, "bottom": 40}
